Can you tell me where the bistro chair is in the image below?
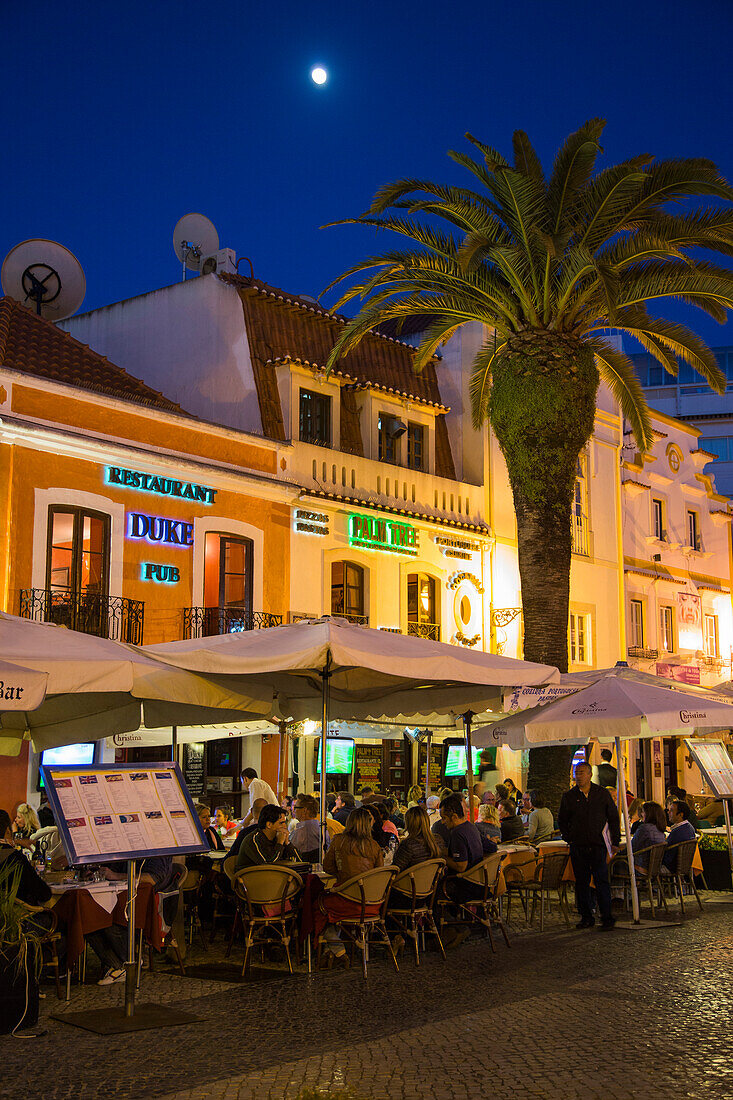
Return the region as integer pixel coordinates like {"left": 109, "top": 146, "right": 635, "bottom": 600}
{"left": 316, "top": 865, "right": 399, "bottom": 979}
{"left": 233, "top": 865, "right": 304, "bottom": 976}
{"left": 609, "top": 843, "right": 668, "bottom": 919}
{"left": 17, "top": 900, "right": 64, "bottom": 1000}
{"left": 210, "top": 855, "right": 238, "bottom": 943}
{"left": 437, "top": 852, "right": 510, "bottom": 952}
{"left": 503, "top": 852, "right": 540, "bottom": 925}
{"left": 182, "top": 868, "right": 208, "bottom": 951}
{"left": 663, "top": 839, "right": 704, "bottom": 918}
{"left": 387, "top": 858, "right": 446, "bottom": 965}
{"left": 505, "top": 851, "right": 571, "bottom": 932}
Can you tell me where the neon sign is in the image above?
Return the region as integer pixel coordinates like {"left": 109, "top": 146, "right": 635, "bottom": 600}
{"left": 128, "top": 513, "right": 193, "bottom": 546}
{"left": 141, "top": 563, "right": 180, "bottom": 583}
{"left": 106, "top": 466, "right": 216, "bottom": 504}
{"left": 348, "top": 514, "right": 418, "bottom": 556}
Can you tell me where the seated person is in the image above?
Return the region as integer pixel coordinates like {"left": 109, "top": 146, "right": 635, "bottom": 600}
{"left": 518, "top": 792, "right": 533, "bottom": 824}
{"left": 629, "top": 802, "right": 667, "bottom": 871}
{"left": 406, "top": 784, "right": 423, "bottom": 809}
{"left": 0, "top": 809, "right": 51, "bottom": 907}
{"left": 376, "top": 801, "right": 399, "bottom": 839}
{"left": 195, "top": 803, "right": 225, "bottom": 851}
{"left": 12, "top": 803, "right": 40, "bottom": 851}
{"left": 318, "top": 808, "right": 384, "bottom": 964}
{"left": 392, "top": 806, "right": 446, "bottom": 871}
{"left": 384, "top": 798, "right": 404, "bottom": 830}
{"left": 504, "top": 778, "right": 522, "bottom": 803}
{"left": 332, "top": 792, "right": 356, "bottom": 825}
{"left": 228, "top": 799, "right": 267, "bottom": 857}
{"left": 438, "top": 794, "right": 496, "bottom": 946}
{"left": 666, "top": 787, "right": 699, "bottom": 829}
{"left": 215, "top": 806, "right": 237, "bottom": 835}
{"left": 235, "top": 804, "right": 299, "bottom": 869}
{"left": 476, "top": 803, "right": 501, "bottom": 844}
{"left": 426, "top": 794, "right": 441, "bottom": 828}
{"left": 498, "top": 799, "right": 526, "bottom": 842}
{"left": 663, "top": 800, "right": 697, "bottom": 872}
{"left": 628, "top": 798, "right": 644, "bottom": 836}
{"left": 525, "top": 792, "right": 554, "bottom": 844}
{"left": 363, "top": 802, "right": 392, "bottom": 849}
{"left": 494, "top": 783, "right": 511, "bottom": 805}
{"left": 696, "top": 797, "right": 725, "bottom": 828}
{"left": 290, "top": 795, "right": 322, "bottom": 861}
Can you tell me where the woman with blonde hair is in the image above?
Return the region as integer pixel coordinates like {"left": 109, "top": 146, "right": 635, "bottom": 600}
{"left": 13, "top": 803, "right": 40, "bottom": 849}
{"left": 317, "top": 807, "right": 384, "bottom": 965}
{"left": 406, "top": 784, "right": 423, "bottom": 809}
{"left": 392, "top": 806, "right": 445, "bottom": 871}
{"left": 476, "top": 803, "right": 501, "bottom": 844}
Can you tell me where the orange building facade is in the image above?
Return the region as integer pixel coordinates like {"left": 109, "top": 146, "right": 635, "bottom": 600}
{"left": 0, "top": 297, "right": 291, "bottom": 812}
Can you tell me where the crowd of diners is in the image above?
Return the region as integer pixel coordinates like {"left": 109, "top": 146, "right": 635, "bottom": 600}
{"left": 0, "top": 756, "right": 724, "bottom": 986}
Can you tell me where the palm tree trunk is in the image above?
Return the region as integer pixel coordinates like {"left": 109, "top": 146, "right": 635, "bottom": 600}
{"left": 490, "top": 335, "right": 598, "bottom": 813}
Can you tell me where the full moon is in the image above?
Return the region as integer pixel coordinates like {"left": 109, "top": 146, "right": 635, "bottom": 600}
{"left": 311, "top": 66, "right": 328, "bottom": 85}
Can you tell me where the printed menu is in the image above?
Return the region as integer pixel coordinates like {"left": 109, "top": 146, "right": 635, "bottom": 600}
{"left": 685, "top": 740, "right": 733, "bottom": 798}
{"left": 42, "top": 763, "right": 206, "bottom": 866}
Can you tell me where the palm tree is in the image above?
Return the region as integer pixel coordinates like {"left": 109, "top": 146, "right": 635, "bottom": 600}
{"left": 324, "top": 120, "right": 733, "bottom": 807}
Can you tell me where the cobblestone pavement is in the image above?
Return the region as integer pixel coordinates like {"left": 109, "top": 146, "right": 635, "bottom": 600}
{"left": 1, "top": 895, "right": 731, "bottom": 1100}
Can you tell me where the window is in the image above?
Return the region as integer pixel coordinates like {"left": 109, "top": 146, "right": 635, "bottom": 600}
{"left": 569, "top": 613, "right": 590, "bottom": 664}
{"left": 652, "top": 498, "right": 665, "bottom": 541}
{"left": 571, "top": 454, "right": 589, "bottom": 555}
{"left": 378, "top": 413, "right": 404, "bottom": 464}
{"left": 46, "top": 507, "right": 109, "bottom": 597}
{"left": 704, "top": 614, "right": 719, "bottom": 658}
{"left": 299, "top": 389, "right": 331, "bottom": 447}
{"left": 629, "top": 600, "right": 644, "bottom": 648}
{"left": 702, "top": 437, "right": 731, "bottom": 461}
{"left": 406, "top": 423, "right": 425, "bottom": 471}
{"left": 203, "top": 533, "right": 253, "bottom": 634}
{"left": 407, "top": 573, "right": 439, "bottom": 641}
{"left": 659, "top": 605, "right": 675, "bottom": 653}
{"left": 686, "top": 510, "right": 701, "bottom": 551}
{"left": 331, "top": 561, "right": 366, "bottom": 623}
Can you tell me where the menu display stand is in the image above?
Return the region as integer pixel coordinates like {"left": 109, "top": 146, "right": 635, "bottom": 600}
{"left": 685, "top": 739, "right": 733, "bottom": 879}
{"left": 42, "top": 761, "right": 207, "bottom": 1034}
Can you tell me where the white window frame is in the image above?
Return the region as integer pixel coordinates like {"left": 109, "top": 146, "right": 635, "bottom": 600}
{"left": 569, "top": 612, "right": 591, "bottom": 665}
{"left": 659, "top": 605, "right": 675, "bottom": 654}
{"left": 652, "top": 498, "right": 665, "bottom": 541}
{"left": 704, "top": 613, "right": 719, "bottom": 658}
{"left": 687, "top": 509, "right": 701, "bottom": 551}
{"left": 629, "top": 599, "right": 644, "bottom": 648}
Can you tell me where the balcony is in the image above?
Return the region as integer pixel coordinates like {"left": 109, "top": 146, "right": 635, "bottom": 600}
{"left": 627, "top": 646, "right": 659, "bottom": 660}
{"left": 20, "top": 589, "right": 144, "bottom": 645}
{"left": 571, "top": 513, "right": 591, "bottom": 557}
{"left": 407, "top": 621, "right": 440, "bottom": 642}
{"left": 290, "top": 612, "right": 370, "bottom": 626}
{"left": 182, "top": 607, "right": 282, "bottom": 639}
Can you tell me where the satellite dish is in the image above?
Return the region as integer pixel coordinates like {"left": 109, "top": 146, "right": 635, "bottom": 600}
{"left": 1, "top": 239, "right": 86, "bottom": 320}
{"left": 172, "top": 214, "right": 219, "bottom": 277}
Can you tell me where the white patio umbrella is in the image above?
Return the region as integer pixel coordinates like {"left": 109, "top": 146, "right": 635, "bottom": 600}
{"left": 0, "top": 611, "right": 273, "bottom": 754}
{"left": 473, "top": 664, "right": 733, "bottom": 922}
{"left": 147, "top": 615, "right": 560, "bottom": 854}
{"left": 0, "top": 658, "right": 49, "bottom": 755}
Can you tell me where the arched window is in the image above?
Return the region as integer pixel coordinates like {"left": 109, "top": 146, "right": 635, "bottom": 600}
{"left": 407, "top": 573, "right": 439, "bottom": 641}
{"left": 331, "top": 561, "right": 367, "bottom": 624}
{"left": 203, "top": 533, "right": 253, "bottom": 635}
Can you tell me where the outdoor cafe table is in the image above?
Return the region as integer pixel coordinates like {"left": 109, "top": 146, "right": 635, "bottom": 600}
{"left": 46, "top": 879, "right": 164, "bottom": 967}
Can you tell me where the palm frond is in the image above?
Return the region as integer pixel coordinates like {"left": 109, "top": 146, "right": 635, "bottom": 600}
{"left": 469, "top": 338, "right": 505, "bottom": 428}
{"left": 512, "top": 129, "right": 545, "bottom": 184}
{"left": 585, "top": 336, "right": 653, "bottom": 450}
{"left": 547, "top": 119, "right": 606, "bottom": 232}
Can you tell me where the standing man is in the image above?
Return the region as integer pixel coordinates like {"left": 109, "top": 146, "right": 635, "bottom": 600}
{"left": 558, "top": 762, "right": 620, "bottom": 931}
{"left": 595, "top": 749, "right": 617, "bottom": 789}
{"left": 240, "top": 767, "right": 279, "bottom": 826}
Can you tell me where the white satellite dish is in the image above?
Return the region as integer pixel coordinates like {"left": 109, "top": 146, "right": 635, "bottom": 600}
{"left": 172, "top": 214, "right": 219, "bottom": 278}
{"left": 1, "top": 239, "right": 86, "bottom": 321}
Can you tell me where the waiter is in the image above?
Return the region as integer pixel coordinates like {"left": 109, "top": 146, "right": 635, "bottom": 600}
{"left": 240, "top": 767, "right": 279, "bottom": 825}
{"left": 558, "top": 761, "right": 620, "bottom": 931}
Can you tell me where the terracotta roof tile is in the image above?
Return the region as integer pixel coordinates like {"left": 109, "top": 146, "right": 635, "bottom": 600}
{"left": 221, "top": 273, "right": 455, "bottom": 476}
{"left": 0, "top": 296, "right": 185, "bottom": 414}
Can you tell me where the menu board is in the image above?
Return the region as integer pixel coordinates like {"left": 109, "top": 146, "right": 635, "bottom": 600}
{"left": 183, "top": 742, "right": 205, "bottom": 798}
{"left": 41, "top": 762, "right": 208, "bottom": 866}
{"left": 418, "top": 743, "right": 444, "bottom": 790}
{"left": 354, "top": 743, "right": 383, "bottom": 793}
{"left": 685, "top": 740, "right": 733, "bottom": 798}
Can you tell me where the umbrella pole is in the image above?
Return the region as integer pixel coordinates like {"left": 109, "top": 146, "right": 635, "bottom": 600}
{"left": 171, "top": 726, "right": 178, "bottom": 766}
{"left": 464, "top": 712, "right": 475, "bottom": 822}
{"left": 615, "top": 735, "right": 640, "bottom": 923}
{"left": 425, "top": 732, "right": 432, "bottom": 800}
{"left": 319, "top": 659, "right": 331, "bottom": 865}
{"left": 124, "top": 859, "right": 136, "bottom": 1017}
{"left": 723, "top": 798, "right": 733, "bottom": 880}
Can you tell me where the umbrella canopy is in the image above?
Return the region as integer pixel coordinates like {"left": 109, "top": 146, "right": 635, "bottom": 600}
{"left": 0, "top": 612, "right": 273, "bottom": 753}
{"left": 146, "top": 616, "right": 560, "bottom": 723}
{"left": 474, "top": 664, "right": 733, "bottom": 749}
{"left": 105, "top": 719, "right": 276, "bottom": 750}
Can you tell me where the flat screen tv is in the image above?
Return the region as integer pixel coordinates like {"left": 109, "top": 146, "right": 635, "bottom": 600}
{"left": 39, "top": 743, "right": 95, "bottom": 787}
{"left": 444, "top": 744, "right": 482, "bottom": 778}
{"left": 316, "top": 738, "right": 355, "bottom": 775}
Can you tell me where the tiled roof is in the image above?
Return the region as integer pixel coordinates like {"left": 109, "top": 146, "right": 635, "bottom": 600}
{"left": 220, "top": 273, "right": 455, "bottom": 478}
{"left": 0, "top": 296, "right": 185, "bottom": 414}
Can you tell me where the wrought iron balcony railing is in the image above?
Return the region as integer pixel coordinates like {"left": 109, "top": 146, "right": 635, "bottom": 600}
{"left": 627, "top": 645, "right": 659, "bottom": 660}
{"left": 182, "top": 607, "right": 282, "bottom": 639}
{"left": 571, "top": 513, "right": 591, "bottom": 557}
{"left": 407, "top": 621, "right": 440, "bottom": 642}
{"left": 19, "top": 588, "right": 144, "bottom": 645}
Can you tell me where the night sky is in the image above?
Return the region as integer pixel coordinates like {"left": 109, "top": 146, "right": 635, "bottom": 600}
{"left": 3, "top": 0, "right": 732, "bottom": 344}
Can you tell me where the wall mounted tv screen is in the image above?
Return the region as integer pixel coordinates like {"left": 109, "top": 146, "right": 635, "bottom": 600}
{"left": 444, "top": 744, "right": 482, "bottom": 778}
{"left": 316, "top": 739, "right": 355, "bottom": 775}
{"left": 39, "top": 743, "right": 95, "bottom": 787}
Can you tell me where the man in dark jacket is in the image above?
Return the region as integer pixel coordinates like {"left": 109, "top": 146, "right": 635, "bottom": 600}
{"left": 596, "top": 749, "right": 617, "bottom": 789}
{"left": 558, "top": 762, "right": 620, "bottom": 931}
{"left": 332, "top": 792, "right": 355, "bottom": 826}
